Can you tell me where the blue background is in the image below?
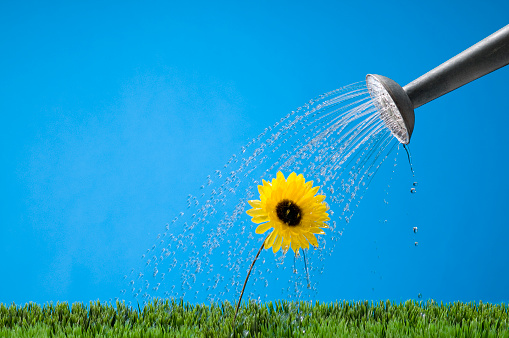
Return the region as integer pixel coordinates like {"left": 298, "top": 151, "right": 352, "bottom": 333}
{"left": 1, "top": 0, "right": 508, "bottom": 305}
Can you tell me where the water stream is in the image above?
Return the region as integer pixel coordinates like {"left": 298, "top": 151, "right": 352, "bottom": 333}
{"left": 121, "top": 82, "right": 401, "bottom": 306}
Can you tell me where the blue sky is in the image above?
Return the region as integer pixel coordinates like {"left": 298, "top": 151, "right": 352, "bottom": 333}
{"left": 1, "top": 1, "right": 508, "bottom": 305}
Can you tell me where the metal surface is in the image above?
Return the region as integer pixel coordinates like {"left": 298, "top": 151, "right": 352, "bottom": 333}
{"left": 367, "top": 24, "right": 509, "bottom": 143}
{"left": 366, "top": 74, "right": 414, "bottom": 144}
{"left": 404, "top": 24, "right": 509, "bottom": 109}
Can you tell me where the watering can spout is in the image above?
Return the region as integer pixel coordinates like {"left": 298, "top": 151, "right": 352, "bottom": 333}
{"left": 366, "top": 74, "right": 414, "bottom": 145}
{"left": 367, "top": 24, "right": 509, "bottom": 144}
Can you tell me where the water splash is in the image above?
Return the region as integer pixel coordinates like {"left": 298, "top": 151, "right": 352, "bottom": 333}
{"left": 121, "top": 81, "right": 400, "bottom": 306}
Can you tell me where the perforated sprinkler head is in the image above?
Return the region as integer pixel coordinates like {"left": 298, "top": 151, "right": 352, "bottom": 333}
{"left": 366, "top": 25, "right": 509, "bottom": 144}
{"left": 366, "top": 74, "right": 415, "bottom": 145}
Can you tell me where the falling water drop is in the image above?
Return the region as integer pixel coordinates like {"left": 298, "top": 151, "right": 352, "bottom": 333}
{"left": 403, "top": 144, "right": 415, "bottom": 176}
{"left": 123, "top": 81, "right": 403, "bottom": 304}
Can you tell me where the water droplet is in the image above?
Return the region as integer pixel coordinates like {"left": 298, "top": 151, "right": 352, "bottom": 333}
{"left": 120, "top": 83, "right": 408, "bottom": 304}
{"left": 410, "top": 188, "right": 416, "bottom": 194}
{"left": 413, "top": 227, "right": 418, "bottom": 233}
{"left": 414, "top": 242, "right": 418, "bottom": 246}
{"left": 413, "top": 182, "right": 418, "bottom": 186}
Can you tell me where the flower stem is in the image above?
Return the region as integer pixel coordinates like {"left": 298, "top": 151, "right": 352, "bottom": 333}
{"left": 233, "top": 235, "right": 267, "bottom": 324}
{"left": 302, "top": 248, "right": 311, "bottom": 289}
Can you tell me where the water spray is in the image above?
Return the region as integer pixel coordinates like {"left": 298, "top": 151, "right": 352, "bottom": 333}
{"left": 367, "top": 24, "right": 509, "bottom": 144}
{"left": 126, "top": 26, "right": 509, "bottom": 306}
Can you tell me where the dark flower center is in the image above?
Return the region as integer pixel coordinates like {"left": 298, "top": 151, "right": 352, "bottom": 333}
{"left": 276, "top": 199, "right": 302, "bottom": 226}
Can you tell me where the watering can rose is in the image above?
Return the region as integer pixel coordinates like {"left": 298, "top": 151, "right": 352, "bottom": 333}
{"left": 246, "top": 171, "right": 330, "bottom": 253}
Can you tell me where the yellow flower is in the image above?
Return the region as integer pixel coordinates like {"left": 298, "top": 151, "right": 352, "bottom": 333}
{"left": 246, "top": 171, "right": 330, "bottom": 254}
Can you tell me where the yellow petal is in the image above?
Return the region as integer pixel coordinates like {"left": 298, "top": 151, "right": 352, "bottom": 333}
{"left": 316, "top": 215, "right": 328, "bottom": 223}
{"left": 302, "top": 232, "right": 318, "bottom": 247}
{"left": 272, "top": 235, "right": 282, "bottom": 253}
{"left": 274, "top": 173, "right": 286, "bottom": 192}
{"left": 257, "top": 185, "right": 266, "bottom": 196}
{"left": 282, "top": 233, "right": 291, "bottom": 250}
{"left": 248, "top": 171, "right": 329, "bottom": 251}
{"left": 264, "top": 230, "right": 278, "bottom": 249}
{"left": 296, "top": 186, "right": 320, "bottom": 205}
{"left": 252, "top": 215, "right": 270, "bottom": 224}
{"left": 255, "top": 222, "right": 273, "bottom": 234}
{"left": 284, "top": 173, "right": 299, "bottom": 199}
{"left": 315, "top": 215, "right": 330, "bottom": 222}
{"left": 246, "top": 208, "right": 266, "bottom": 217}
{"left": 309, "top": 227, "right": 326, "bottom": 235}
{"left": 314, "top": 195, "right": 326, "bottom": 203}
{"left": 287, "top": 172, "right": 297, "bottom": 184}
{"left": 296, "top": 195, "right": 313, "bottom": 207}
{"left": 248, "top": 200, "right": 261, "bottom": 208}
{"left": 272, "top": 188, "right": 283, "bottom": 203}
{"left": 290, "top": 182, "right": 307, "bottom": 201}
{"left": 290, "top": 236, "right": 301, "bottom": 253}
{"left": 262, "top": 179, "right": 272, "bottom": 193}
{"left": 307, "top": 186, "right": 320, "bottom": 197}
{"left": 313, "top": 205, "right": 328, "bottom": 213}
{"left": 317, "top": 222, "right": 329, "bottom": 228}
{"left": 297, "top": 233, "right": 310, "bottom": 249}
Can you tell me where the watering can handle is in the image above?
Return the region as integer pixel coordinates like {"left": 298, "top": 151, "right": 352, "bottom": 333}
{"left": 403, "top": 24, "right": 509, "bottom": 109}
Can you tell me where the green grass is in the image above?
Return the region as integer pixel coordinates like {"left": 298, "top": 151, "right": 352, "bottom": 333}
{"left": 1, "top": 299, "right": 508, "bottom": 337}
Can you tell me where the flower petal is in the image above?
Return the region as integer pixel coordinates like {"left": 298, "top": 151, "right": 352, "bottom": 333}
{"left": 246, "top": 208, "right": 266, "bottom": 217}
{"left": 248, "top": 200, "right": 261, "bottom": 208}
{"left": 290, "top": 182, "right": 307, "bottom": 201}
{"left": 272, "top": 234, "right": 282, "bottom": 253}
{"left": 284, "top": 173, "right": 299, "bottom": 199}
{"left": 296, "top": 174, "right": 305, "bottom": 186}
{"left": 307, "top": 186, "right": 320, "bottom": 197}
{"left": 257, "top": 185, "right": 266, "bottom": 197}
{"left": 316, "top": 215, "right": 330, "bottom": 222}
{"left": 287, "top": 172, "right": 297, "bottom": 184}
{"left": 255, "top": 221, "right": 273, "bottom": 234}
{"left": 248, "top": 170, "right": 328, "bottom": 255}
{"left": 295, "top": 233, "right": 309, "bottom": 249}
{"left": 309, "top": 227, "right": 326, "bottom": 235}
{"left": 282, "top": 234, "right": 291, "bottom": 251}
{"left": 252, "top": 215, "right": 270, "bottom": 224}
{"left": 316, "top": 222, "right": 329, "bottom": 228}
{"left": 314, "top": 195, "right": 326, "bottom": 203}
{"left": 296, "top": 186, "right": 320, "bottom": 205}
{"left": 264, "top": 230, "right": 278, "bottom": 249}
{"left": 313, "top": 205, "right": 328, "bottom": 213}
{"left": 302, "top": 232, "right": 318, "bottom": 247}
{"left": 290, "top": 235, "right": 301, "bottom": 253}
